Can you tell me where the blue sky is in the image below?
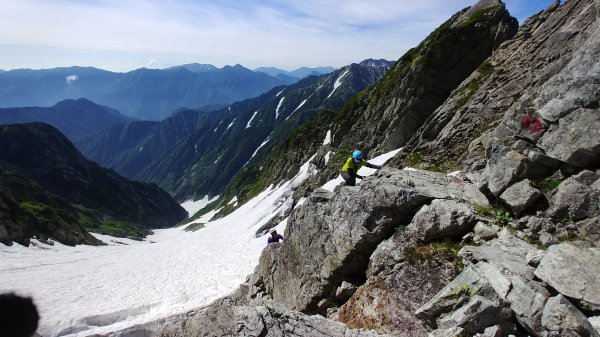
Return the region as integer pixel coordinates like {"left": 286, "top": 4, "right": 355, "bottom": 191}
{"left": 0, "top": 0, "right": 552, "bottom": 72}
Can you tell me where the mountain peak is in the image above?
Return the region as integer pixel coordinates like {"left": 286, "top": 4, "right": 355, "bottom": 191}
{"left": 174, "top": 63, "right": 219, "bottom": 73}
{"left": 358, "top": 58, "right": 394, "bottom": 68}
{"left": 452, "top": 0, "right": 507, "bottom": 28}
{"left": 52, "top": 97, "right": 96, "bottom": 108}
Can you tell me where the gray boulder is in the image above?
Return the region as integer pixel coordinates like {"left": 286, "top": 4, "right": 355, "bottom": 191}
{"left": 335, "top": 281, "right": 358, "bottom": 302}
{"left": 415, "top": 265, "right": 514, "bottom": 335}
{"left": 590, "top": 316, "right": 600, "bottom": 335}
{"left": 541, "top": 294, "right": 600, "bottom": 337}
{"left": 459, "top": 229, "right": 543, "bottom": 280}
{"left": 500, "top": 179, "right": 543, "bottom": 216}
{"left": 549, "top": 177, "right": 599, "bottom": 221}
{"left": 540, "top": 108, "right": 600, "bottom": 169}
{"left": 435, "top": 295, "right": 512, "bottom": 335}
{"left": 506, "top": 274, "right": 550, "bottom": 335}
{"left": 473, "top": 222, "right": 499, "bottom": 241}
{"left": 535, "top": 242, "right": 600, "bottom": 312}
{"left": 485, "top": 146, "right": 531, "bottom": 196}
{"left": 405, "top": 199, "right": 478, "bottom": 243}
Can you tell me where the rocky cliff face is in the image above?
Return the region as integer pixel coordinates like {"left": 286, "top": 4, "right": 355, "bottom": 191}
{"left": 390, "top": 0, "right": 599, "bottom": 174}
{"left": 109, "top": 1, "right": 600, "bottom": 336}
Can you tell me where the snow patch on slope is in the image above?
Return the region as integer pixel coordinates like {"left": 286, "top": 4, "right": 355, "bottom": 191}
{"left": 324, "top": 151, "right": 332, "bottom": 165}
{"left": 213, "top": 121, "right": 222, "bottom": 133}
{"left": 323, "top": 130, "right": 332, "bottom": 145}
{"left": 275, "top": 97, "right": 285, "bottom": 119}
{"left": 250, "top": 137, "right": 270, "bottom": 160}
{"left": 326, "top": 69, "right": 349, "bottom": 99}
{"left": 292, "top": 99, "right": 307, "bottom": 113}
{"left": 226, "top": 118, "right": 236, "bottom": 131}
{"left": 246, "top": 111, "right": 259, "bottom": 128}
{"left": 181, "top": 195, "right": 219, "bottom": 217}
{"left": 0, "top": 155, "right": 320, "bottom": 337}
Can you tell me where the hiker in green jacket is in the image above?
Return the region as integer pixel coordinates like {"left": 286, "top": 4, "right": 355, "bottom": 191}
{"left": 341, "top": 150, "right": 381, "bottom": 186}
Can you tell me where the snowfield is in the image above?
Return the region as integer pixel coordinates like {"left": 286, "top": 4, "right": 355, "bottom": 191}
{"left": 0, "top": 149, "right": 399, "bottom": 337}
{"left": 180, "top": 195, "right": 219, "bottom": 217}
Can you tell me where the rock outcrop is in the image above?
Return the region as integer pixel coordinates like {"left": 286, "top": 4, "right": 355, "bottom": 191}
{"left": 391, "top": 0, "right": 599, "bottom": 177}
{"left": 249, "top": 169, "right": 487, "bottom": 314}
{"left": 113, "top": 299, "right": 392, "bottom": 337}
{"left": 417, "top": 234, "right": 600, "bottom": 337}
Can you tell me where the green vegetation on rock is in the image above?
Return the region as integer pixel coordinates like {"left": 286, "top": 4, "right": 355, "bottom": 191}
{"left": 532, "top": 178, "right": 563, "bottom": 193}
{"left": 454, "top": 61, "right": 495, "bottom": 109}
{"left": 404, "top": 239, "right": 465, "bottom": 273}
{"left": 494, "top": 207, "right": 514, "bottom": 225}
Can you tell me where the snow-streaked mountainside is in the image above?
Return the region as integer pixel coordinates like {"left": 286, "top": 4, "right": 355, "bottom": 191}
{"left": 78, "top": 59, "right": 393, "bottom": 200}
{"left": 0, "top": 147, "right": 398, "bottom": 336}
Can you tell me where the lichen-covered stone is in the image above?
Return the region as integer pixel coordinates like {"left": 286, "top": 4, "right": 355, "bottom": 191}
{"left": 541, "top": 294, "right": 600, "bottom": 337}
{"left": 459, "top": 229, "right": 542, "bottom": 280}
{"left": 405, "top": 199, "right": 478, "bottom": 243}
{"left": 535, "top": 242, "right": 600, "bottom": 312}
{"left": 485, "top": 146, "right": 531, "bottom": 196}
{"left": 549, "top": 177, "right": 599, "bottom": 221}
{"left": 474, "top": 222, "right": 498, "bottom": 241}
{"left": 499, "top": 179, "right": 543, "bottom": 216}
{"left": 540, "top": 108, "right": 600, "bottom": 169}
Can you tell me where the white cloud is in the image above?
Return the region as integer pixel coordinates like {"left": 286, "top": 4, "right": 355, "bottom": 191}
{"left": 65, "top": 74, "right": 78, "bottom": 84}
{"left": 145, "top": 59, "right": 157, "bottom": 68}
{"left": 0, "top": 1, "right": 546, "bottom": 71}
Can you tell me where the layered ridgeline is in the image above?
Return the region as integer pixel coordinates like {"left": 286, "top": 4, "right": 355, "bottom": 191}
{"left": 0, "top": 98, "right": 134, "bottom": 141}
{"left": 78, "top": 59, "right": 393, "bottom": 200}
{"left": 208, "top": 0, "right": 518, "bottom": 216}
{"left": 116, "top": 1, "right": 600, "bottom": 336}
{"left": 0, "top": 123, "right": 187, "bottom": 246}
{"left": 0, "top": 64, "right": 292, "bottom": 120}
{"left": 254, "top": 66, "right": 337, "bottom": 79}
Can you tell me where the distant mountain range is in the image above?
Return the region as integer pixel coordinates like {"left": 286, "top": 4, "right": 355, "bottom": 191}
{"left": 78, "top": 59, "right": 393, "bottom": 200}
{"left": 0, "top": 64, "right": 295, "bottom": 120}
{"left": 0, "top": 98, "right": 134, "bottom": 141}
{"left": 254, "top": 66, "right": 336, "bottom": 79}
{"left": 0, "top": 123, "right": 187, "bottom": 246}
{"left": 167, "top": 63, "right": 220, "bottom": 72}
